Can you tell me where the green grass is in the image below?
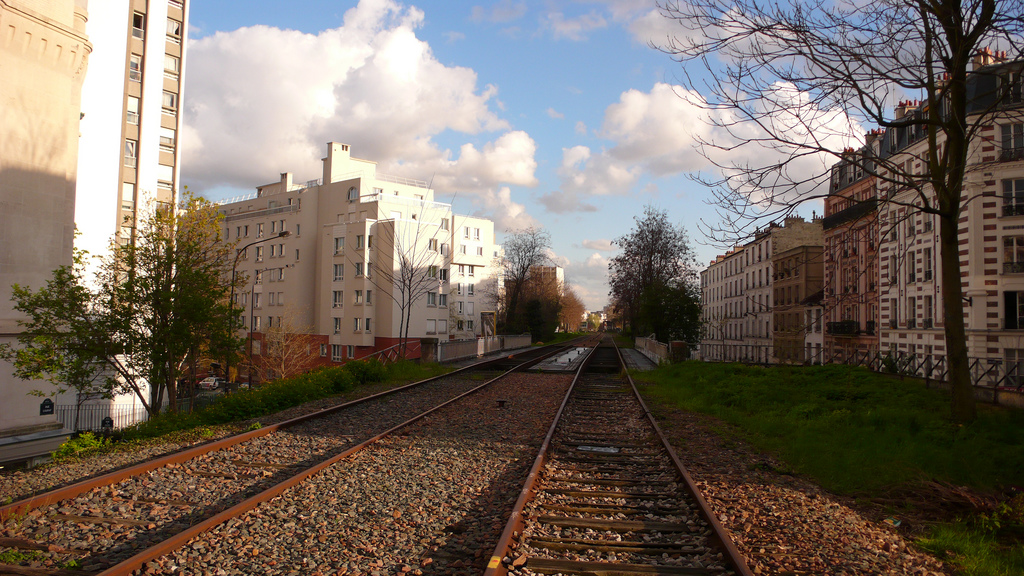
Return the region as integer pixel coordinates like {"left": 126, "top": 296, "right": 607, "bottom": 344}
{"left": 636, "top": 362, "right": 1024, "bottom": 575}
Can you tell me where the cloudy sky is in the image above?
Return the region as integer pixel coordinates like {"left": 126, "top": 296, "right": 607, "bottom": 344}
{"left": 182, "top": 0, "right": 840, "bottom": 310}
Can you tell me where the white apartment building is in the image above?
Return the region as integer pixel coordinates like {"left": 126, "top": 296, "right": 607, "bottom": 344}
{"left": 76, "top": 0, "right": 189, "bottom": 265}
{"left": 879, "top": 52, "right": 1024, "bottom": 376}
{"left": 700, "top": 247, "right": 745, "bottom": 361}
{"left": 220, "top": 143, "right": 499, "bottom": 371}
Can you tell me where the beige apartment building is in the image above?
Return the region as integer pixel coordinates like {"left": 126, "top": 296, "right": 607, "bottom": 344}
{"left": 75, "top": 0, "right": 189, "bottom": 264}
{"left": 220, "top": 143, "right": 499, "bottom": 372}
{"left": 700, "top": 217, "right": 824, "bottom": 363}
{"left": 0, "top": 0, "right": 91, "bottom": 463}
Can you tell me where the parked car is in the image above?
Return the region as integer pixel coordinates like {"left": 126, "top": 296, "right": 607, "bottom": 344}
{"left": 199, "top": 377, "right": 225, "bottom": 390}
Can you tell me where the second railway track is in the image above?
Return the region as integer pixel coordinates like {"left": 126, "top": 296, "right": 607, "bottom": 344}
{"left": 0, "top": 339, "right": 596, "bottom": 575}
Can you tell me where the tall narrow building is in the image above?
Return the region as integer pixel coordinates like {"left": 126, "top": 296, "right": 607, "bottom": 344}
{"left": 0, "top": 0, "right": 91, "bottom": 463}
{"left": 75, "top": 0, "right": 189, "bottom": 262}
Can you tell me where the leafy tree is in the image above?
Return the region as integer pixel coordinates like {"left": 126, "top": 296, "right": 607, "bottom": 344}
{"left": 3, "top": 193, "right": 238, "bottom": 416}
{"left": 608, "top": 206, "right": 698, "bottom": 337}
{"left": 657, "top": 0, "right": 1024, "bottom": 421}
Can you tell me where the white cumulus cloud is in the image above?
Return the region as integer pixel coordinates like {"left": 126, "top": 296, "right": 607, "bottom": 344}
{"left": 181, "top": 0, "right": 537, "bottom": 221}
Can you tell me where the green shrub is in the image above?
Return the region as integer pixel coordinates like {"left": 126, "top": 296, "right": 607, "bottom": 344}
{"left": 344, "top": 359, "right": 387, "bottom": 385}
{"left": 52, "top": 432, "right": 110, "bottom": 462}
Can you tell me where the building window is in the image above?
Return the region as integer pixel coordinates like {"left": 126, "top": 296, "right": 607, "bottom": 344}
{"left": 1004, "top": 178, "right": 1024, "bottom": 217}
{"left": 333, "top": 290, "right": 343, "bottom": 308}
{"left": 1002, "top": 69, "right": 1023, "bottom": 105}
{"left": 457, "top": 320, "right": 464, "bottom": 331}
{"left": 923, "top": 295, "right": 934, "bottom": 328}
{"left": 353, "top": 318, "right": 360, "bottom": 331}
{"left": 348, "top": 187, "right": 358, "bottom": 201}
{"left": 438, "top": 319, "right": 447, "bottom": 333}
{"left": 354, "top": 290, "right": 363, "bottom": 304}
{"left": 366, "top": 290, "right": 372, "bottom": 304}
{"left": 427, "top": 319, "right": 436, "bottom": 334}
{"left": 474, "top": 228, "right": 480, "bottom": 240}
{"left": 124, "top": 139, "right": 137, "bottom": 167}
{"left": 464, "top": 226, "right": 471, "bottom": 239}
{"left": 1006, "top": 237, "right": 1024, "bottom": 274}
{"left": 460, "top": 245, "right": 467, "bottom": 255}
{"left": 132, "top": 12, "right": 145, "bottom": 38}
{"left": 365, "top": 318, "right": 372, "bottom": 331}
{"left": 441, "top": 243, "right": 449, "bottom": 256}
{"left": 1003, "top": 123, "right": 1024, "bottom": 162}
{"left": 458, "top": 301, "right": 464, "bottom": 314}
{"left": 427, "top": 292, "right": 437, "bottom": 306}
{"left": 923, "top": 247, "right": 933, "bottom": 280}
{"left": 356, "top": 235, "right": 364, "bottom": 249}
{"left": 162, "top": 90, "right": 178, "bottom": 110}
{"left": 1007, "top": 291, "right": 1024, "bottom": 329}
{"left": 253, "top": 293, "right": 262, "bottom": 309}
{"left": 164, "top": 55, "right": 180, "bottom": 76}
{"left": 467, "top": 320, "right": 474, "bottom": 330}
{"left": 429, "top": 238, "right": 439, "bottom": 251}
{"left": 438, "top": 293, "right": 447, "bottom": 306}
{"left": 254, "top": 271, "right": 263, "bottom": 285}
{"left": 333, "top": 264, "right": 344, "bottom": 281}
{"left": 256, "top": 223, "right": 264, "bottom": 238}
{"left": 468, "top": 283, "right": 475, "bottom": 295}
{"left": 476, "top": 246, "right": 483, "bottom": 256}
{"left": 457, "top": 283, "right": 463, "bottom": 295}
{"left": 127, "top": 96, "right": 140, "bottom": 125}
{"left": 320, "top": 344, "right": 328, "bottom": 357}
{"left": 441, "top": 218, "right": 449, "bottom": 230}
{"left": 428, "top": 266, "right": 438, "bottom": 279}
{"left": 333, "top": 317, "right": 341, "bottom": 334}
{"left": 347, "top": 345, "right": 354, "bottom": 359}
{"left": 439, "top": 268, "right": 449, "bottom": 281}
{"left": 467, "top": 302, "right": 475, "bottom": 315}
{"left": 468, "top": 265, "right": 475, "bottom": 277}
{"left": 355, "top": 262, "right": 363, "bottom": 276}
{"left": 166, "top": 19, "right": 182, "bottom": 42}
{"left": 332, "top": 344, "right": 343, "bottom": 362}
{"left": 159, "top": 127, "right": 175, "bottom": 148}
{"left": 334, "top": 237, "right": 345, "bottom": 255}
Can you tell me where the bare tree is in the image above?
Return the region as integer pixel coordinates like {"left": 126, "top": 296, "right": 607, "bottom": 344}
{"left": 366, "top": 202, "right": 452, "bottom": 356}
{"left": 497, "top": 227, "right": 551, "bottom": 332}
{"left": 658, "top": 0, "right": 1024, "bottom": 422}
{"left": 252, "top": 313, "right": 322, "bottom": 382}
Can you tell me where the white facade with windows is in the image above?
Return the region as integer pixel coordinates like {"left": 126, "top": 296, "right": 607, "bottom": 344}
{"left": 75, "top": 0, "right": 189, "bottom": 273}
{"left": 219, "top": 143, "right": 499, "bottom": 363}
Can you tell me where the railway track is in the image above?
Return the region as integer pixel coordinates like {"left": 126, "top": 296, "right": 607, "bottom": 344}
{"left": 0, "top": 338, "right": 595, "bottom": 575}
{"left": 486, "top": 336, "right": 754, "bottom": 576}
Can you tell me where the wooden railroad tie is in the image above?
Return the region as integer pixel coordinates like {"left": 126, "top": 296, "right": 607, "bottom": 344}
{"left": 525, "top": 557, "right": 717, "bottom": 575}
{"left": 537, "top": 515, "right": 691, "bottom": 533}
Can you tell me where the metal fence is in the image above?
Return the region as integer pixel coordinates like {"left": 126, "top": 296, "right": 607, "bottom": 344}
{"left": 437, "top": 334, "right": 532, "bottom": 362}
{"left": 54, "top": 394, "right": 221, "bottom": 433}
{"left": 684, "top": 342, "right": 1024, "bottom": 405}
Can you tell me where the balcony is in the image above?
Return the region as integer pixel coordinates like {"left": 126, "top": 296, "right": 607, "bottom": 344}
{"left": 823, "top": 198, "right": 878, "bottom": 231}
{"left": 924, "top": 270, "right": 933, "bottom": 281}
{"left": 923, "top": 317, "right": 934, "bottom": 329}
{"left": 826, "top": 320, "right": 860, "bottom": 336}
{"left": 1000, "top": 147, "right": 1024, "bottom": 162}
{"left": 907, "top": 318, "right": 917, "bottom": 329}
{"left": 865, "top": 321, "right": 876, "bottom": 335}
{"left": 908, "top": 273, "right": 916, "bottom": 283}
{"left": 890, "top": 319, "right": 898, "bottom": 329}
{"left": 1005, "top": 262, "right": 1024, "bottom": 274}
{"left": 1004, "top": 203, "right": 1024, "bottom": 217}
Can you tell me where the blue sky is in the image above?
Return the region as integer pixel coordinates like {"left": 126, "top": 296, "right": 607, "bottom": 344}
{"left": 180, "top": 0, "right": 826, "bottom": 310}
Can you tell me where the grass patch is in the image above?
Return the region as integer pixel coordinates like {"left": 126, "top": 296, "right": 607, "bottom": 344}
{"left": 637, "top": 362, "right": 1024, "bottom": 494}
{"left": 49, "top": 360, "right": 450, "bottom": 460}
{"left": 636, "top": 362, "right": 1024, "bottom": 575}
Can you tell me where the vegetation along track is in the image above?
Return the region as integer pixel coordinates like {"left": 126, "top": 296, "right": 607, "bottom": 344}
{"left": 0, "top": 339, "right": 593, "bottom": 575}
{"left": 486, "top": 336, "right": 754, "bottom": 576}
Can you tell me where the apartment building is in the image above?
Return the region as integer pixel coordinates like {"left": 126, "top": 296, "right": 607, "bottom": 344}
{"left": 823, "top": 136, "right": 883, "bottom": 362}
{"left": 75, "top": 0, "right": 189, "bottom": 266}
{"left": 877, "top": 51, "right": 1024, "bottom": 374}
{"left": 0, "top": 0, "right": 91, "bottom": 463}
{"left": 700, "top": 217, "right": 824, "bottom": 362}
{"left": 220, "top": 143, "right": 499, "bottom": 375}
{"left": 773, "top": 236, "right": 824, "bottom": 364}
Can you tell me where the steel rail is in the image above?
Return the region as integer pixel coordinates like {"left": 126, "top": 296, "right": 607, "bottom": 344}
{"left": 484, "top": 335, "right": 755, "bottom": 576}
{"left": 93, "top": 340, "right": 585, "bottom": 576}
{"left": 0, "top": 342, "right": 562, "bottom": 522}
{"left": 483, "top": 341, "right": 597, "bottom": 575}
{"left": 611, "top": 338, "right": 755, "bottom": 576}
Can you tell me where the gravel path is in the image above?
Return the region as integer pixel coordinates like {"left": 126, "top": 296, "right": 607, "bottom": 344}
{"left": 0, "top": 372, "right": 503, "bottom": 572}
{"left": 646, "top": 404, "right": 950, "bottom": 576}
{"left": 143, "top": 372, "right": 573, "bottom": 575}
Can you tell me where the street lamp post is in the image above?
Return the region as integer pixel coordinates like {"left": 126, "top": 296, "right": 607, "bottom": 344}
{"left": 226, "top": 230, "right": 290, "bottom": 383}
